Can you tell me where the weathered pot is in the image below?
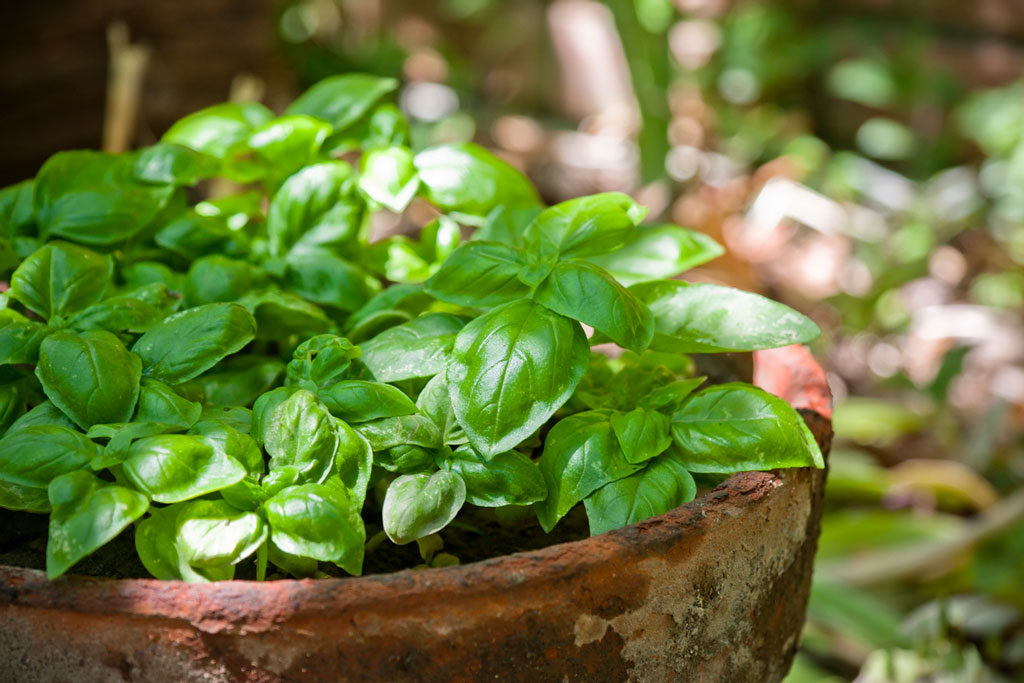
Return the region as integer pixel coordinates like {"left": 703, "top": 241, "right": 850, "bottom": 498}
{"left": 0, "top": 344, "right": 831, "bottom": 683}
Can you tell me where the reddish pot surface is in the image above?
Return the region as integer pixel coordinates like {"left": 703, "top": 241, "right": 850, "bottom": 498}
{"left": 0, "top": 345, "right": 832, "bottom": 683}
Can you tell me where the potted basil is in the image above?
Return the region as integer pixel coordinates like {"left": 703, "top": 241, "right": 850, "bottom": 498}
{"left": 0, "top": 75, "right": 830, "bottom": 682}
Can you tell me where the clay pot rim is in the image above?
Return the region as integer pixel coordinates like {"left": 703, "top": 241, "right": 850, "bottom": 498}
{"left": 0, "top": 344, "right": 831, "bottom": 622}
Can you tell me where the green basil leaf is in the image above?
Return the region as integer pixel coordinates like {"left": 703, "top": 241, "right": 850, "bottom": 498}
{"left": 609, "top": 407, "right": 672, "bottom": 464}
{"left": 188, "top": 356, "right": 285, "bottom": 407}
{"left": 354, "top": 414, "right": 442, "bottom": 451}
{"left": 382, "top": 470, "right": 466, "bottom": 545}
{"left": 362, "top": 103, "right": 410, "bottom": 148}
{"left": 37, "top": 330, "right": 142, "bottom": 428}
{"left": 414, "top": 143, "right": 539, "bottom": 221}
{"left": 136, "top": 379, "right": 202, "bottom": 429}
{"left": 6, "top": 400, "right": 76, "bottom": 433}
{"left": 265, "top": 161, "right": 361, "bottom": 258}
{"left": 449, "top": 300, "right": 589, "bottom": 457}
{"left": 630, "top": 281, "right": 820, "bottom": 353}
{"left": 154, "top": 211, "right": 241, "bottom": 261}
{"left": 0, "top": 313, "right": 47, "bottom": 364}
{"left": 162, "top": 102, "right": 274, "bottom": 159}
{"left": 133, "top": 302, "right": 256, "bottom": 384}
{"left": 0, "top": 381, "right": 25, "bottom": 435}
{"left": 134, "top": 505, "right": 234, "bottom": 582}
{"left": 263, "top": 390, "right": 339, "bottom": 485}
{"left": 374, "top": 444, "right": 435, "bottom": 474}
{"left": 0, "top": 425, "right": 100, "bottom": 488}
{"left": 670, "top": 383, "right": 824, "bottom": 472}
{"left": 285, "top": 335, "right": 360, "bottom": 392}
{"left": 523, "top": 192, "right": 645, "bottom": 259}
{"left": 284, "top": 248, "right": 378, "bottom": 313}
{"left": 286, "top": 74, "right": 398, "bottom": 130}
{"left": 535, "top": 260, "right": 654, "bottom": 353}
{"left": 0, "top": 180, "right": 36, "bottom": 236}
{"left": 87, "top": 422, "right": 182, "bottom": 469}
{"left": 175, "top": 499, "right": 267, "bottom": 567}
{"left": 419, "top": 215, "right": 461, "bottom": 264}
{"left": 343, "top": 283, "right": 432, "bottom": 332}
{"left": 133, "top": 142, "right": 219, "bottom": 186}
{"left": 425, "top": 241, "right": 530, "bottom": 308}
{"left": 251, "top": 387, "right": 298, "bottom": 447}
{"left": 438, "top": 446, "right": 546, "bottom": 507}
{"left": 264, "top": 482, "right": 365, "bottom": 574}
{"left": 66, "top": 291, "right": 165, "bottom": 335}
{"left": 319, "top": 380, "right": 417, "bottom": 423}
{"left": 247, "top": 115, "right": 332, "bottom": 183}
{"left": 583, "top": 448, "right": 697, "bottom": 535}
{"left": 587, "top": 224, "right": 724, "bottom": 286}
{"left": 121, "top": 261, "right": 185, "bottom": 293}
{"left": 415, "top": 374, "right": 467, "bottom": 446}
{"left": 0, "top": 479, "right": 51, "bottom": 513}
{"left": 359, "top": 312, "right": 465, "bottom": 382}
{"left": 10, "top": 241, "right": 112, "bottom": 319}
{"left": 34, "top": 151, "right": 175, "bottom": 245}
{"left": 184, "top": 255, "right": 267, "bottom": 307}
{"left": 239, "top": 290, "right": 332, "bottom": 341}
{"left": 333, "top": 425, "right": 373, "bottom": 507}
{"left": 122, "top": 433, "right": 246, "bottom": 503}
{"left": 46, "top": 470, "right": 149, "bottom": 578}
{"left": 474, "top": 205, "right": 541, "bottom": 246}
{"left": 363, "top": 235, "right": 434, "bottom": 284}
{"left": 638, "top": 377, "right": 706, "bottom": 411}
{"left": 189, "top": 419, "right": 263, "bottom": 473}
{"left": 534, "top": 411, "right": 644, "bottom": 532}
{"left": 358, "top": 145, "right": 419, "bottom": 212}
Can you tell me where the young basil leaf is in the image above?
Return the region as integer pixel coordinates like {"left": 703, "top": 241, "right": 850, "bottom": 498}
{"left": 474, "top": 205, "right": 541, "bottom": 246}
{"left": 87, "top": 422, "right": 181, "bottom": 470}
{"left": 264, "top": 482, "right": 366, "bottom": 574}
{"left": 425, "top": 241, "right": 530, "bottom": 308}
{"left": 534, "top": 260, "right": 654, "bottom": 353}
{"left": 362, "top": 103, "right": 410, "bottom": 148}
{"left": 265, "top": 161, "right": 362, "bottom": 258}
{"left": 415, "top": 374, "right": 467, "bottom": 446}
{"left": 359, "top": 313, "right": 465, "bottom": 382}
{"left": 333, "top": 425, "right": 373, "bottom": 507}
{"left": 583, "top": 448, "right": 697, "bottom": 535}
{"left": 609, "top": 407, "right": 672, "bottom": 465}
{"left": 358, "top": 145, "right": 420, "bottom": 212}
{"left": 284, "top": 248, "right": 379, "bottom": 313}
{"left": 670, "top": 383, "right": 824, "bottom": 472}
{"left": 66, "top": 291, "right": 164, "bottom": 335}
{"left": 122, "top": 433, "right": 246, "bottom": 503}
{"left": 133, "top": 142, "right": 220, "bottom": 186}
{"left": 6, "top": 400, "right": 76, "bottom": 433}
{"left": 136, "top": 379, "right": 202, "bottom": 429}
{"left": 0, "top": 179, "right": 36, "bottom": 236}
{"left": 121, "top": 261, "right": 185, "bottom": 293}
{"left": 174, "top": 499, "right": 267, "bottom": 568}
{"left": 0, "top": 424, "right": 101, "bottom": 488}
{"left": 587, "top": 224, "right": 724, "bottom": 286}
{"left": 630, "top": 281, "right": 821, "bottom": 353}
{"left": 414, "top": 143, "right": 539, "bottom": 221}
{"left": 354, "top": 414, "right": 442, "bottom": 451}
{"left": 534, "top": 411, "right": 644, "bottom": 532}
{"left": 343, "top": 283, "right": 432, "bottom": 334}
{"left": 286, "top": 74, "right": 398, "bottom": 130}
{"left": 374, "top": 444, "right": 436, "bottom": 474}
{"left": 438, "top": 446, "right": 546, "bottom": 507}
{"left": 319, "top": 380, "right": 417, "bottom": 423}
{"left": 363, "top": 235, "right": 435, "bottom": 284}
{"left": 190, "top": 419, "right": 264, "bottom": 473}
{"left": 419, "top": 215, "right": 461, "bottom": 264}
{"left": 449, "top": 300, "right": 589, "bottom": 458}
{"left": 251, "top": 387, "right": 297, "bottom": 447}
{"left": 10, "top": 241, "right": 112, "bottom": 320}
{"left": 134, "top": 505, "right": 234, "bottom": 582}
{"left": 523, "top": 192, "right": 645, "bottom": 260}
{"left": 37, "top": 330, "right": 142, "bottom": 428}
{"left": 263, "top": 390, "right": 339, "bottom": 485}
{"left": 184, "top": 255, "right": 267, "bottom": 307}
{"left": 132, "top": 302, "right": 257, "bottom": 384}
{"left": 638, "top": 376, "right": 706, "bottom": 411}
{"left": 46, "top": 470, "right": 149, "bottom": 579}
{"left": 239, "top": 290, "right": 332, "bottom": 341}
{"left": 285, "top": 335, "right": 360, "bottom": 392}
{"left": 188, "top": 356, "right": 285, "bottom": 407}
{"left": 0, "top": 312, "right": 47, "bottom": 364}
{"left": 162, "top": 102, "right": 274, "bottom": 159}
{"left": 382, "top": 470, "right": 466, "bottom": 545}
{"left": 247, "top": 115, "right": 332, "bottom": 184}
{"left": 0, "top": 479, "right": 51, "bottom": 513}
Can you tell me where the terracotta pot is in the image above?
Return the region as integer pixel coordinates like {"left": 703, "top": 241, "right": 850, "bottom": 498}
{"left": 0, "top": 344, "right": 832, "bottom": 683}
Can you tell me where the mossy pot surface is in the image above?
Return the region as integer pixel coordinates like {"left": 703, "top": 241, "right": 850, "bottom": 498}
{"left": 0, "top": 344, "right": 832, "bottom": 683}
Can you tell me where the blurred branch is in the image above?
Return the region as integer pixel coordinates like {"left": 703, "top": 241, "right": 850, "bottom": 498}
{"left": 103, "top": 22, "right": 150, "bottom": 153}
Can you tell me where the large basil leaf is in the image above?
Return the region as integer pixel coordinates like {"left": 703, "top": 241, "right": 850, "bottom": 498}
{"left": 630, "top": 281, "right": 820, "bottom": 353}
{"left": 247, "top": 115, "right": 331, "bottom": 185}
{"left": 134, "top": 505, "right": 234, "bottom": 582}
{"left": 262, "top": 390, "right": 339, "bottom": 485}
{"left": 534, "top": 411, "right": 644, "bottom": 532}
{"left": 10, "top": 241, "right": 112, "bottom": 320}
{"left": 448, "top": 300, "right": 589, "bottom": 458}
{"left": 382, "top": 470, "right": 466, "bottom": 545}
{"left": 46, "top": 470, "right": 149, "bottom": 579}
{"left": 319, "top": 380, "right": 417, "bottom": 423}
{"left": 0, "top": 312, "right": 47, "bottom": 364}
{"left": 6, "top": 401, "right": 76, "bottom": 433}
{"left": 610, "top": 407, "right": 672, "bottom": 464}
{"left": 175, "top": 499, "right": 267, "bottom": 567}
{"left": 162, "top": 102, "right": 274, "bottom": 159}
{"left": 184, "top": 255, "right": 267, "bottom": 307}
{"left": 333, "top": 425, "right": 374, "bottom": 508}
{"left": 135, "top": 379, "right": 202, "bottom": 429}
{"left": 535, "top": 260, "right": 654, "bottom": 353}
{"left": 67, "top": 289, "right": 167, "bottom": 335}
{"left": 122, "top": 434, "right": 246, "bottom": 503}
{"left": 583, "top": 449, "right": 697, "bottom": 535}
{"left": 33, "top": 151, "right": 175, "bottom": 245}
{"left": 265, "top": 162, "right": 361, "bottom": 258}
{"left": 36, "top": 330, "right": 142, "bottom": 428}
{"left": 438, "top": 446, "right": 546, "bottom": 507}
{"left": 358, "top": 145, "right": 419, "bottom": 212}
{"left": 588, "top": 225, "right": 723, "bottom": 286}
{"left": 359, "top": 313, "right": 465, "bottom": 382}
{"left": 354, "top": 414, "right": 442, "bottom": 451}
{"left": 132, "top": 302, "right": 256, "bottom": 384}
{"left": 415, "top": 374, "right": 467, "bottom": 445}
{"left": 425, "top": 241, "right": 530, "bottom": 308}
{"left": 284, "top": 248, "right": 378, "bottom": 313}
{"left": 523, "top": 192, "right": 645, "bottom": 260}
{"left": 133, "top": 142, "right": 219, "bottom": 186}
{"left": 264, "top": 482, "right": 365, "bottom": 575}
{"left": 0, "top": 425, "right": 100, "bottom": 488}
{"left": 670, "top": 383, "right": 824, "bottom": 472}
{"left": 0, "top": 479, "right": 51, "bottom": 513}
{"left": 285, "top": 74, "right": 398, "bottom": 130}
{"left": 414, "top": 143, "right": 539, "bottom": 221}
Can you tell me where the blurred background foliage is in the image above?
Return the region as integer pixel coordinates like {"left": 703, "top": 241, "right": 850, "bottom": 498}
{"left": 3, "top": 0, "right": 1024, "bottom": 680}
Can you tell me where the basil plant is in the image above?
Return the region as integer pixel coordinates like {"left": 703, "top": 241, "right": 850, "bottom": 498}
{"left": 0, "top": 74, "right": 822, "bottom": 581}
